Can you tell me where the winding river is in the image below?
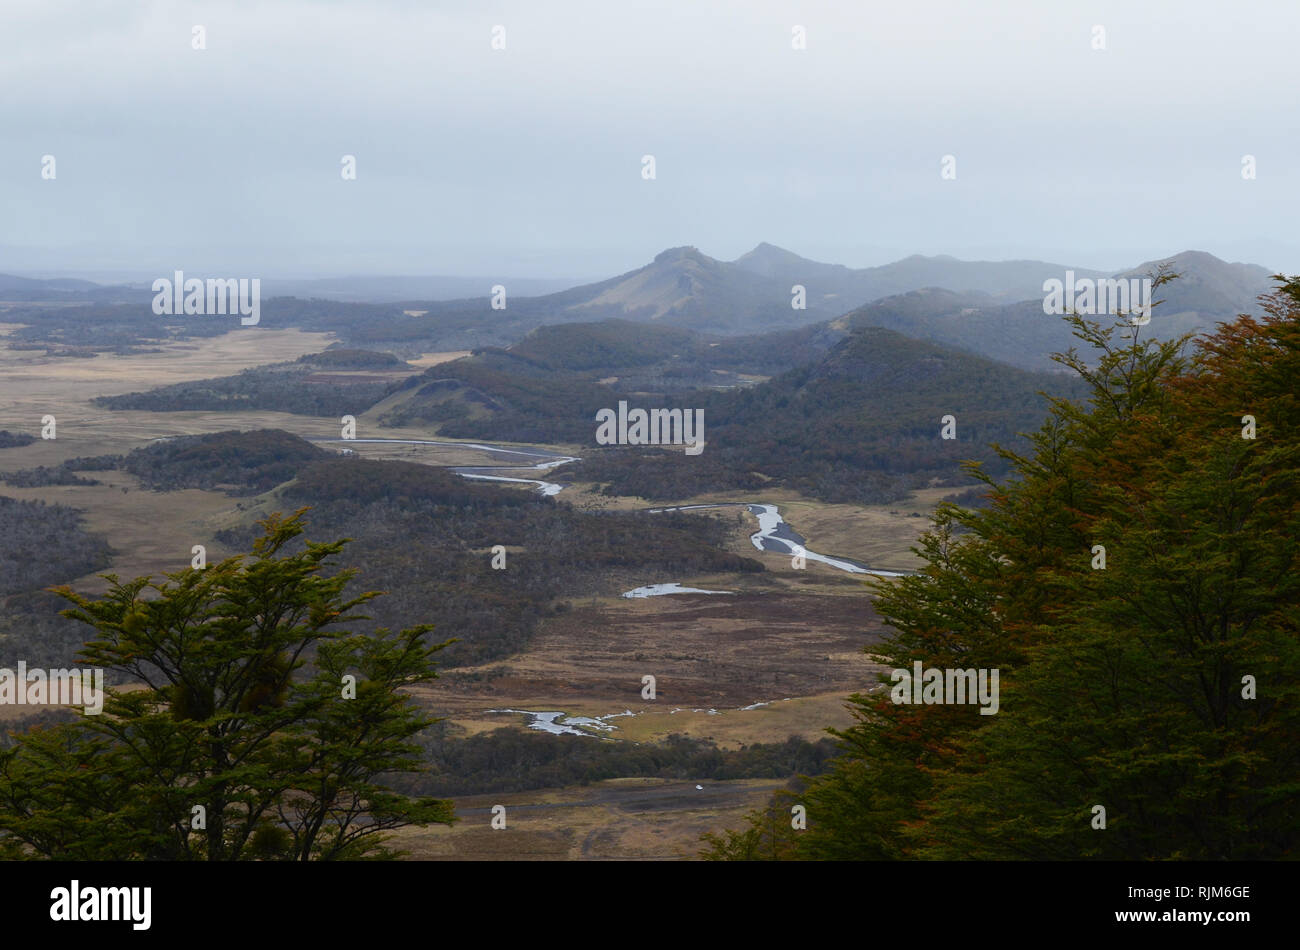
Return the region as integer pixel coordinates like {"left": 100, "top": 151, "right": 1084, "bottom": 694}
{"left": 647, "top": 502, "right": 910, "bottom": 577}
{"left": 314, "top": 438, "right": 578, "bottom": 495}
{"left": 312, "top": 437, "right": 912, "bottom": 577}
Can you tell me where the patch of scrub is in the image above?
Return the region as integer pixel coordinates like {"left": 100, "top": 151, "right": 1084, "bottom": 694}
{"left": 622, "top": 582, "right": 735, "bottom": 598}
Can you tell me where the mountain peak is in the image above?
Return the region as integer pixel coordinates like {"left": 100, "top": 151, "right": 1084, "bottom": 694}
{"left": 1118, "top": 249, "right": 1271, "bottom": 279}
{"left": 654, "top": 245, "right": 705, "bottom": 265}
{"left": 895, "top": 253, "right": 959, "bottom": 264}
{"left": 737, "top": 241, "right": 802, "bottom": 261}
{"left": 732, "top": 242, "right": 819, "bottom": 277}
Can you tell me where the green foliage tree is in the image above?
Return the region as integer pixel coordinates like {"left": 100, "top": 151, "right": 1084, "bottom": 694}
{"left": 912, "top": 278, "right": 1300, "bottom": 860}
{"left": 0, "top": 509, "right": 455, "bottom": 860}
{"left": 706, "top": 272, "right": 1300, "bottom": 859}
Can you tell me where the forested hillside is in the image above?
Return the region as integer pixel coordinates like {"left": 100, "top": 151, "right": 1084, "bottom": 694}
{"left": 566, "top": 326, "right": 1083, "bottom": 503}
{"left": 123, "top": 430, "right": 331, "bottom": 495}
{"left": 380, "top": 320, "right": 1082, "bottom": 503}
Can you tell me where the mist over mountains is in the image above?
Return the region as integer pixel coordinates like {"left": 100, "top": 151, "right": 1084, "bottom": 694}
{"left": 835, "top": 250, "right": 1275, "bottom": 370}
{"left": 0, "top": 243, "right": 1277, "bottom": 371}
{"left": 732, "top": 242, "right": 1109, "bottom": 305}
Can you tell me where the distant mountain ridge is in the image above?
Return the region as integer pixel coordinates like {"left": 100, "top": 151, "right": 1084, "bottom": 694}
{"left": 392, "top": 243, "right": 1269, "bottom": 344}
{"left": 523, "top": 242, "right": 1113, "bottom": 335}
{"left": 2, "top": 245, "right": 1281, "bottom": 368}
{"left": 259, "top": 274, "right": 583, "bottom": 302}
{"left": 0, "top": 273, "right": 142, "bottom": 304}
{"left": 839, "top": 250, "right": 1278, "bottom": 371}
{"left": 732, "top": 242, "right": 1108, "bottom": 305}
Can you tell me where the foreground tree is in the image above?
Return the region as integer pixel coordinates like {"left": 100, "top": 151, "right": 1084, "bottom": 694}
{"left": 706, "top": 274, "right": 1300, "bottom": 859}
{"left": 0, "top": 509, "right": 455, "bottom": 860}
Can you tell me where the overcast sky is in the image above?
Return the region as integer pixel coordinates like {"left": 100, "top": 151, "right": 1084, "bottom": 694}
{"left": 2, "top": 0, "right": 1297, "bottom": 280}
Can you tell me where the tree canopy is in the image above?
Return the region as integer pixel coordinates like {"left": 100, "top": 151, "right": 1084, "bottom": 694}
{"left": 0, "top": 509, "right": 456, "bottom": 860}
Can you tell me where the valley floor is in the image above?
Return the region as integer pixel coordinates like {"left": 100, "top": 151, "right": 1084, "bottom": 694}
{"left": 0, "top": 328, "right": 947, "bottom": 858}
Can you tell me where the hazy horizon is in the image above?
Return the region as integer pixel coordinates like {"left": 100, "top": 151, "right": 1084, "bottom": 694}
{"left": 0, "top": 239, "right": 1281, "bottom": 290}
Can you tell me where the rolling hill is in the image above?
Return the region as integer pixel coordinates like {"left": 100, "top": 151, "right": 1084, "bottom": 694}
{"left": 733, "top": 242, "right": 1107, "bottom": 306}
{"left": 840, "top": 251, "right": 1279, "bottom": 371}
{"left": 370, "top": 317, "right": 1084, "bottom": 503}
